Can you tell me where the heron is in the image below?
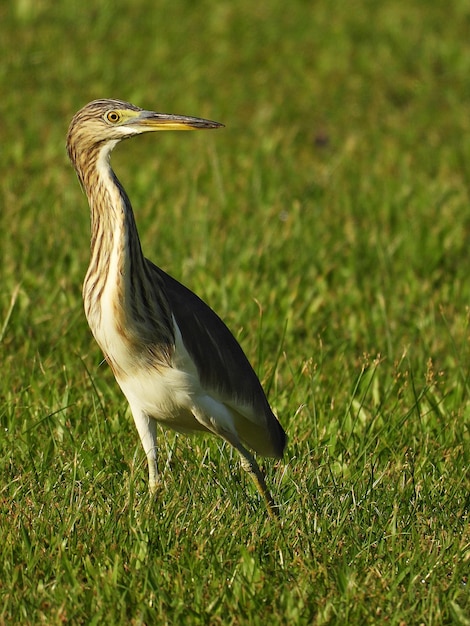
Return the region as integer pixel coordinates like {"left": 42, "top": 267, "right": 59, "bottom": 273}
{"left": 66, "top": 99, "right": 286, "bottom": 518}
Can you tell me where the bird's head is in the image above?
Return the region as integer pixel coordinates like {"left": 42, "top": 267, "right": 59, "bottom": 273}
{"left": 67, "top": 98, "right": 223, "bottom": 159}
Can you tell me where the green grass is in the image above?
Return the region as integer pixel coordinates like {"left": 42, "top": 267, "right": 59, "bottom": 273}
{"left": 1, "top": 0, "right": 469, "bottom": 623}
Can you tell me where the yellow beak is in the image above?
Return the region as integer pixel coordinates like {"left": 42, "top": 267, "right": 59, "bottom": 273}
{"left": 133, "top": 110, "right": 224, "bottom": 131}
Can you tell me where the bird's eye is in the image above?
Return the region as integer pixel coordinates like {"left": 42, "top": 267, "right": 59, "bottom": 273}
{"left": 105, "top": 111, "right": 121, "bottom": 124}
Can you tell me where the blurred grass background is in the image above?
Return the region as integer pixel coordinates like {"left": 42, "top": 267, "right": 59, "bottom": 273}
{"left": 0, "top": 0, "right": 469, "bottom": 623}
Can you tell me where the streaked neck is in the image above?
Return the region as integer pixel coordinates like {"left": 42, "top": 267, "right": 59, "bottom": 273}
{"left": 78, "top": 143, "right": 174, "bottom": 363}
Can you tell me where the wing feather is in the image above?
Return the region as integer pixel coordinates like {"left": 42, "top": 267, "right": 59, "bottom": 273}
{"left": 146, "top": 261, "right": 286, "bottom": 457}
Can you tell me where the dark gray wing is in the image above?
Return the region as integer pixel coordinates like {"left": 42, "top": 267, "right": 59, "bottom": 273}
{"left": 147, "top": 261, "right": 286, "bottom": 457}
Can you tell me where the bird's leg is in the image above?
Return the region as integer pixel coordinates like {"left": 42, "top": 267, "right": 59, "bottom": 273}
{"left": 232, "top": 441, "right": 280, "bottom": 520}
{"left": 131, "top": 410, "right": 159, "bottom": 493}
{"left": 191, "top": 405, "right": 280, "bottom": 518}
